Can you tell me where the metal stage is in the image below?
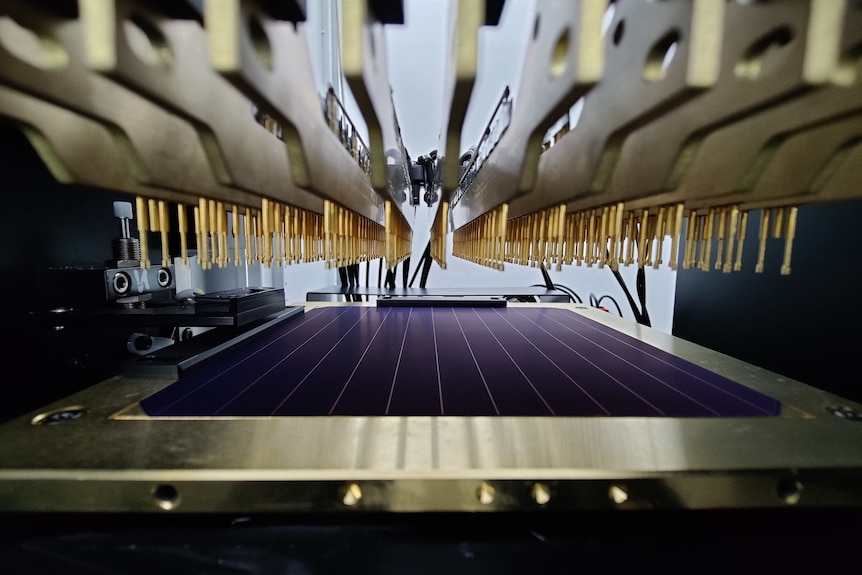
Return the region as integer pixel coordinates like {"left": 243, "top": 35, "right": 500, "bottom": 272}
{"left": 2, "top": 301, "right": 860, "bottom": 516}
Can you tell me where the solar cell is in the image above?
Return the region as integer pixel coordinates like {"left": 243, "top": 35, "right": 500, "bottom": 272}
{"left": 141, "top": 306, "right": 781, "bottom": 417}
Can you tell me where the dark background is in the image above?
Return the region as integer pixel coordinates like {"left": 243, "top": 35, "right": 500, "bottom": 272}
{"left": 673, "top": 200, "right": 862, "bottom": 405}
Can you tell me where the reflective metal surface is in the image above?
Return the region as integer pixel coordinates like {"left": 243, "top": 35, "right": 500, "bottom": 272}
{"left": 1, "top": 302, "right": 861, "bottom": 513}
{"left": 450, "top": 0, "right": 604, "bottom": 229}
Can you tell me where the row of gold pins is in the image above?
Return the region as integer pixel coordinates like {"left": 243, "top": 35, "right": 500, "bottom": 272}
{"left": 505, "top": 205, "right": 569, "bottom": 271}
{"left": 452, "top": 204, "right": 509, "bottom": 270}
{"left": 384, "top": 201, "right": 413, "bottom": 270}
{"left": 561, "top": 204, "right": 685, "bottom": 271}
{"left": 134, "top": 196, "right": 333, "bottom": 270}
{"left": 430, "top": 201, "right": 449, "bottom": 270}
{"left": 683, "top": 205, "right": 797, "bottom": 275}
{"left": 323, "top": 200, "right": 386, "bottom": 269}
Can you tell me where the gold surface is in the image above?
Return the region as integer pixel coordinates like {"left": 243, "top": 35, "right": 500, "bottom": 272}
{"left": 437, "top": 0, "right": 486, "bottom": 192}
{"left": 450, "top": 0, "right": 604, "bottom": 230}
{"left": 450, "top": 1, "right": 861, "bottom": 276}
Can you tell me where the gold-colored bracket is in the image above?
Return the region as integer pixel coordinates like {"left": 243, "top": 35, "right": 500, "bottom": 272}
{"left": 436, "top": 0, "right": 486, "bottom": 194}
{"left": 205, "top": 0, "right": 383, "bottom": 224}
{"left": 601, "top": 0, "right": 844, "bottom": 209}
{"left": 449, "top": 0, "right": 604, "bottom": 230}
{"left": 0, "top": 5, "right": 262, "bottom": 207}
{"left": 77, "top": 0, "right": 322, "bottom": 213}
{"left": 341, "top": 0, "right": 413, "bottom": 217}
{"left": 510, "top": 0, "right": 725, "bottom": 219}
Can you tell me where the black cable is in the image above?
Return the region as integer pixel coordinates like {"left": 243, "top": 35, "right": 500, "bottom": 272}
{"left": 365, "top": 260, "right": 370, "bottom": 302}
{"left": 408, "top": 243, "right": 428, "bottom": 287}
{"left": 597, "top": 295, "right": 624, "bottom": 318}
{"left": 636, "top": 266, "right": 651, "bottom": 327}
{"left": 610, "top": 266, "right": 644, "bottom": 324}
{"left": 604, "top": 246, "right": 651, "bottom": 326}
{"left": 419, "top": 247, "right": 433, "bottom": 288}
{"left": 539, "top": 263, "right": 554, "bottom": 289}
{"left": 409, "top": 242, "right": 433, "bottom": 288}
{"left": 338, "top": 266, "right": 349, "bottom": 303}
{"left": 402, "top": 257, "right": 410, "bottom": 288}
{"left": 552, "top": 283, "right": 583, "bottom": 304}
{"left": 378, "top": 258, "right": 383, "bottom": 288}
{"left": 351, "top": 263, "right": 363, "bottom": 301}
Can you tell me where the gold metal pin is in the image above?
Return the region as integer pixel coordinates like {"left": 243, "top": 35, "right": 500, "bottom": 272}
{"left": 702, "top": 208, "right": 715, "bottom": 272}
{"left": 683, "top": 209, "right": 696, "bottom": 270}
{"left": 232, "top": 205, "right": 240, "bottom": 266}
{"left": 136, "top": 197, "right": 150, "bottom": 269}
{"left": 734, "top": 211, "right": 748, "bottom": 272}
{"left": 781, "top": 207, "right": 798, "bottom": 276}
{"left": 670, "top": 203, "right": 683, "bottom": 271}
{"left": 198, "top": 198, "right": 208, "bottom": 270}
{"left": 723, "top": 206, "right": 739, "bottom": 274}
{"left": 714, "top": 208, "right": 726, "bottom": 271}
{"left": 245, "top": 208, "right": 253, "bottom": 265}
{"left": 178, "top": 204, "right": 188, "bottom": 266}
{"left": 158, "top": 200, "right": 170, "bottom": 268}
{"left": 755, "top": 209, "right": 770, "bottom": 273}
{"left": 208, "top": 199, "right": 217, "bottom": 266}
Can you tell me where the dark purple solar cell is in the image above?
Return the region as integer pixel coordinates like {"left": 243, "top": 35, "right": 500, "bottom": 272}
{"left": 140, "top": 306, "right": 781, "bottom": 417}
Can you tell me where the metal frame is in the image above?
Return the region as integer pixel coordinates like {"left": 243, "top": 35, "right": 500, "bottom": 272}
{"left": 2, "top": 302, "right": 861, "bottom": 513}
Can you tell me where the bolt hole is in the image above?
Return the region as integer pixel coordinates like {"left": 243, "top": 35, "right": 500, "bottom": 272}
{"left": 609, "top": 483, "right": 628, "bottom": 505}
{"left": 643, "top": 30, "right": 680, "bottom": 81}
{"left": 477, "top": 482, "right": 496, "bottom": 505}
{"left": 735, "top": 26, "right": 794, "bottom": 80}
{"left": 123, "top": 15, "right": 172, "bottom": 67}
{"left": 613, "top": 20, "right": 625, "bottom": 46}
{"left": 248, "top": 15, "right": 273, "bottom": 70}
{"left": 157, "top": 267, "right": 172, "bottom": 288}
{"left": 777, "top": 478, "right": 802, "bottom": 504}
{"left": 113, "top": 272, "right": 131, "bottom": 295}
{"left": 833, "top": 41, "right": 862, "bottom": 86}
{"left": 31, "top": 406, "right": 88, "bottom": 426}
{"left": 532, "top": 483, "right": 551, "bottom": 505}
{"left": 0, "top": 16, "right": 68, "bottom": 70}
{"left": 342, "top": 483, "right": 362, "bottom": 506}
{"left": 153, "top": 483, "right": 180, "bottom": 510}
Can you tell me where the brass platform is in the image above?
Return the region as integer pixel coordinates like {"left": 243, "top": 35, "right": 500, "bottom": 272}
{"left": 1, "top": 302, "right": 860, "bottom": 514}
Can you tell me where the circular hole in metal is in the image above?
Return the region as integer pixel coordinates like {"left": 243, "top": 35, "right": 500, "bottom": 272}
{"left": 609, "top": 483, "right": 628, "bottom": 505}
{"left": 0, "top": 16, "right": 68, "bottom": 69}
{"left": 157, "top": 267, "right": 172, "bottom": 288}
{"left": 113, "top": 271, "right": 131, "bottom": 295}
{"left": 550, "top": 28, "right": 570, "bottom": 79}
{"left": 342, "top": 483, "right": 362, "bottom": 506}
{"left": 833, "top": 41, "right": 862, "bottom": 86}
{"left": 613, "top": 20, "right": 625, "bottom": 46}
{"left": 777, "top": 478, "right": 802, "bottom": 505}
{"left": 123, "top": 15, "right": 172, "bottom": 67}
{"left": 735, "top": 26, "right": 793, "bottom": 80}
{"left": 532, "top": 483, "right": 551, "bottom": 505}
{"left": 477, "top": 482, "right": 496, "bottom": 505}
{"left": 643, "top": 30, "right": 680, "bottom": 81}
{"left": 248, "top": 15, "right": 273, "bottom": 70}
{"left": 31, "top": 406, "right": 88, "bottom": 426}
{"left": 153, "top": 483, "right": 180, "bottom": 510}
